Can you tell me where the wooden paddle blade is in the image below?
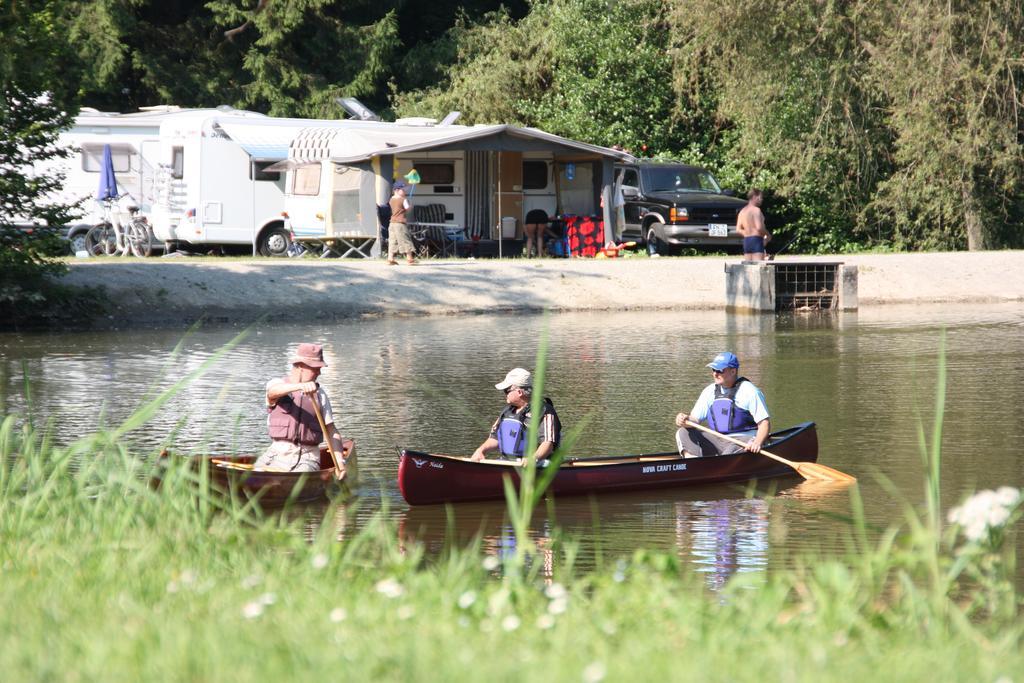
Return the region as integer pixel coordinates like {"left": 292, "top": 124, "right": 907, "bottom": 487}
{"left": 212, "top": 458, "right": 255, "bottom": 471}
{"left": 794, "top": 461, "right": 856, "bottom": 483}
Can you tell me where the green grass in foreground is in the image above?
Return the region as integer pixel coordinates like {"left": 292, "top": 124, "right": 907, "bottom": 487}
{"left": 2, "top": 429, "right": 1021, "bottom": 682}
{"left": 1, "top": 337, "right": 1021, "bottom": 681}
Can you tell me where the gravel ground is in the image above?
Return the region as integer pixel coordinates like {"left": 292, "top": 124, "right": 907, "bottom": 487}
{"left": 58, "top": 250, "right": 1024, "bottom": 328}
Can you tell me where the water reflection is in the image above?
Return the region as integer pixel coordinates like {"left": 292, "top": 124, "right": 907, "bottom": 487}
{"left": 2, "top": 303, "right": 1023, "bottom": 583}
{"left": 397, "top": 479, "right": 808, "bottom": 583}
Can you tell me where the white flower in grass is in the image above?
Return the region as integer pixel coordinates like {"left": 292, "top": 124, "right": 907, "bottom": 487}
{"left": 311, "top": 553, "right": 329, "bottom": 570}
{"left": 457, "top": 590, "right": 477, "bottom": 609}
{"left": 544, "top": 583, "right": 567, "bottom": 600}
{"left": 482, "top": 556, "right": 500, "bottom": 571}
{"left": 397, "top": 605, "right": 415, "bottom": 620}
{"left": 613, "top": 559, "right": 628, "bottom": 583}
{"left": 536, "top": 614, "right": 555, "bottom": 630}
{"left": 501, "top": 615, "right": 521, "bottom": 632}
{"left": 582, "top": 662, "right": 606, "bottom": 683}
{"left": 548, "top": 596, "right": 568, "bottom": 615}
{"left": 259, "top": 592, "right": 276, "bottom": 606}
{"left": 180, "top": 569, "right": 197, "bottom": 586}
{"left": 488, "top": 589, "right": 510, "bottom": 616}
{"left": 329, "top": 608, "right": 347, "bottom": 623}
{"left": 242, "top": 601, "right": 264, "bottom": 619}
{"left": 375, "top": 578, "right": 405, "bottom": 599}
{"left": 241, "top": 574, "right": 261, "bottom": 589}
{"left": 165, "top": 580, "right": 179, "bottom": 594}
{"left": 948, "top": 487, "right": 1022, "bottom": 542}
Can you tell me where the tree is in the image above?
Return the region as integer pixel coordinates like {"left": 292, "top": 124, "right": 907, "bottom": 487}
{"left": 0, "top": 0, "right": 83, "bottom": 327}
{"left": 395, "top": 0, "right": 686, "bottom": 154}
{"left": 866, "top": 0, "right": 1024, "bottom": 250}
{"left": 667, "top": 0, "right": 894, "bottom": 252}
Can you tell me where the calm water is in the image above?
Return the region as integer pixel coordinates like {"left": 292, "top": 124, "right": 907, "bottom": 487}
{"left": 3, "top": 304, "right": 1023, "bottom": 585}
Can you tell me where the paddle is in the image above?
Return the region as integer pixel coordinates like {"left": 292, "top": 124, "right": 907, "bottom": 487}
{"left": 212, "top": 458, "right": 255, "bottom": 471}
{"left": 309, "top": 390, "right": 345, "bottom": 480}
{"left": 684, "top": 420, "right": 856, "bottom": 483}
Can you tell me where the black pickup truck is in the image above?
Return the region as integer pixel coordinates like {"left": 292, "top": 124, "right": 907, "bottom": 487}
{"left": 615, "top": 161, "right": 746, "bottom": 255}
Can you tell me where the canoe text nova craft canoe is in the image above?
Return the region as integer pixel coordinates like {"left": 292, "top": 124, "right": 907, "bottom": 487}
{"left": 398, "top": 424, "right": 817, "bottom": 505}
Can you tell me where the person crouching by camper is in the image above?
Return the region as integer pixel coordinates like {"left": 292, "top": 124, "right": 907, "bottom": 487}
{"left": 256, "top": 343, "right": 345, "bottom": 475}
{"left": 387, "top": 180, "right": 417, "bottom": 265}
{"left": 470, "top": 368, "right": 561, "bottom": 466}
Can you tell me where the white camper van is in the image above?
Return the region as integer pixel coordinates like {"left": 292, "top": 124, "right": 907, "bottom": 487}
{"left": 36, "top": 107, "right": 180, "bottom": 253}
{"left": 150, "top": 111, "right": 375, "bottom": 255}
{"left": 152, "top": 109, "right": 309, "bottom": 255}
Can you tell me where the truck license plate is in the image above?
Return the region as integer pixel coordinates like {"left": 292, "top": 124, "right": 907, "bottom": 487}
{"left": 708, "top": 223, "right": 728, "bottom": 237}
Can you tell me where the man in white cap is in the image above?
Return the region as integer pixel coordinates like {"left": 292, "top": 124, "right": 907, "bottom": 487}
{"left": 673, "top": 352, "right": 771, "bottom": 458}
{"left": 255, "top": 342, "right": 345, "bottom": 474}
{"left": 470, "top": 367, "right": 561, "bottom": 465}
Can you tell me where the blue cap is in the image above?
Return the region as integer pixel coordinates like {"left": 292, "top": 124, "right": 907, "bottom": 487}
{"left": 706, "top": 352, "right": 740, "bottom": 371}
{"left": 392, "top": 180, "right": 407, "bottom": 191}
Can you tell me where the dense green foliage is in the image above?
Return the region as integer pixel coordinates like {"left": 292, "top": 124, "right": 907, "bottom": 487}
{"left": 57, "top": 0, "right": 527, "bottom": 118}
{"left": 3, "top": 0, "right": 1023, "bottom": 258}
{"left": 0, "top": 1, "right": 102, "bottom": 328}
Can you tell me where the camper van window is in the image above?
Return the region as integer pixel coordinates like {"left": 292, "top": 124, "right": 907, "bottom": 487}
{"left": 82, "top": 144, "right": 132, "bottom": 173}
{"left": 415, "top": 163, "right": 454, "bottom": 185}
{"left": 292, "top": 163, "right": 321, "bottom": 195}
{"left": 171, "top": 147, "right": 184, "bottom": 179}
{"left": 252, "top": 161, "right": 281, "bottom": 182}
{"left": 523, "top": 161, "right": 549, "bottom": 190}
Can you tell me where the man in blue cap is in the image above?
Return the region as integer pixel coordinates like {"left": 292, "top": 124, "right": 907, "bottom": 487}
{"left": 674, "top": 352, "right": 771, "bottom": 457}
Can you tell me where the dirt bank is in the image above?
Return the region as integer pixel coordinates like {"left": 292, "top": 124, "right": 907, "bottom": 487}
{"left": 58, "top": 251, "right": 1024, "bottom": 328}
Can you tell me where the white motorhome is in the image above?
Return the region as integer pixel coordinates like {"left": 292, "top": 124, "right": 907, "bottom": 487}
{"left": 150, "top": 111, "right": 377, "bottom": 255}
{"left": 279, "top": 119, "right": 629, "bottom": 257}
{"left": 33, "top": 106, "right": 181, "bottom": 252}
{"left": 151, "top": 109, "right": 309, "bottom": 255}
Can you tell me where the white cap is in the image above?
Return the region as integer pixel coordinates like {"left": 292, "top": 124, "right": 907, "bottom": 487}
{"left": 495, "top": 368, "right": 532, "bottom": 391}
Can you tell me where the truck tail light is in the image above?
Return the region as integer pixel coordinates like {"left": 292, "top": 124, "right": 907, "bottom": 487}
{"left": 670, "top": 207, "right": 688, "bottom": 222}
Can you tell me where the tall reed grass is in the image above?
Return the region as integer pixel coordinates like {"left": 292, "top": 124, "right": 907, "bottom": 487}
{"left": 0, "top": 334, "right": 1020, "bottom": 681}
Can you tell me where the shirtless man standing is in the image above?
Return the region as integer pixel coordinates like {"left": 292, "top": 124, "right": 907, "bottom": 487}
{"left": 737, "top": 189, "right": 771, "bottom": 261}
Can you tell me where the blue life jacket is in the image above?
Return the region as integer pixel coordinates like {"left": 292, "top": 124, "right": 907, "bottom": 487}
{"left": 496, "top": 416, "right": 527, "bottom": 458}
{"left": 707, "top": 378, "right": 758, "bottom": 434}
{"left": 495, "top": 399, "right": 560, "bottom": 458}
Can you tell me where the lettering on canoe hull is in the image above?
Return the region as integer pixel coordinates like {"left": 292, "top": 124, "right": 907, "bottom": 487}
{"left": 641, "top": 463, "right": 688, "bottom": 474}
{"left": 411, "top": 457, "right": 445, "bottom": 470}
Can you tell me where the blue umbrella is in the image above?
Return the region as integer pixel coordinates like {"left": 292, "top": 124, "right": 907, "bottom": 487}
{"left": 96, "top": 144, "right": 119, "bottom": 201}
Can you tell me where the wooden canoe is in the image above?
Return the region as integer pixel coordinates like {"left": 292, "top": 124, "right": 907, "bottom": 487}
{"left": 398, "top": 423, "right": 817, "bottom": 506}
{"left": 164, "top": 439, "right": 356, "bottom": 506}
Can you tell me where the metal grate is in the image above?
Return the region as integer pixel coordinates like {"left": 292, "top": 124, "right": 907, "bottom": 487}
{"left": 774, "top": 263, "right": 838, "bottom": 311}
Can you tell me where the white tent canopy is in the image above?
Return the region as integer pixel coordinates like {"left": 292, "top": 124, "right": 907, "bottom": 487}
{"left": 327, "top": 124, "right": 631, "bottom": 164}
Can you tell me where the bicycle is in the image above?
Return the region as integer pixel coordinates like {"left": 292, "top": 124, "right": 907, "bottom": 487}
{"left": 83, "top": 195, "right": 154, "bottom": 257}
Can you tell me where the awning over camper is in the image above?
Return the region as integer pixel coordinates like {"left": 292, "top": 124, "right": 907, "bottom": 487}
{"left": 215, "top": 121, "right": 306, "bottom": 161}
{"left": 328, "top": 124, "right": 633, "bottom": 163}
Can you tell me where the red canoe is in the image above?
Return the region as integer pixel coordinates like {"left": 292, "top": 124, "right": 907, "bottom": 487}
{"left": 162, "top": 439, "right": 356, "bottom": 506}
{"left": 398, "top": 424, "right": 817, "bottom": 506}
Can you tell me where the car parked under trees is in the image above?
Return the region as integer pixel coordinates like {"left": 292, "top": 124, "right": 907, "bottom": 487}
{"left": 615, "top": 161, "right": 746, "bottom": 255}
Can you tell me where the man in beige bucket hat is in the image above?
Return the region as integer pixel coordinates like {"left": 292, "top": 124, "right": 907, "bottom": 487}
{"left": 470, "top": 367, "right": 561, "bottom": 465}
{"left": 255, "top": 342, "right": 345, "bottom": 474}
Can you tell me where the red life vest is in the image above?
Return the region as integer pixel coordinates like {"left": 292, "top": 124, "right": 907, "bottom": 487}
{"left": 267, "top": 385, "right": 323, "bottom": 445}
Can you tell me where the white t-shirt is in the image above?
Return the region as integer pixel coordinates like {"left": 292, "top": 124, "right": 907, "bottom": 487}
{"left": 690, "top": 379, "right": 770, "bottom": 425}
